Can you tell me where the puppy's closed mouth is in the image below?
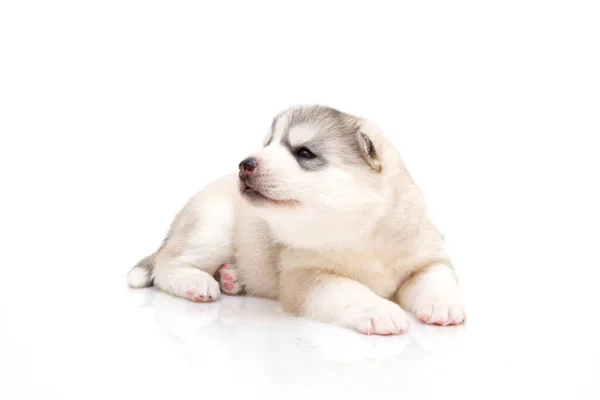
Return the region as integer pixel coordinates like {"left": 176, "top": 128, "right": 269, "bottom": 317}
{"left": 242, "top": 184, "right": 264, "bottom": 197}
{"left": 241, "top": 181, "right": 298, "bottom": 206}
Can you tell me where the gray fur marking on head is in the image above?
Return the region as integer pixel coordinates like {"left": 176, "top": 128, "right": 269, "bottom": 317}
{"left": 272, "top": 105, "right": 380, "bottom": 172}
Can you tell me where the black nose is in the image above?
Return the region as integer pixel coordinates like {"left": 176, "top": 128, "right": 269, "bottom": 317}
{"left": 239, "top": 158, "right": 257, "bottom": 173}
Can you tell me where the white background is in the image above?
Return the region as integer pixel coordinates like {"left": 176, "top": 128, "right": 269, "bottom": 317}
{"left": 1, "top": 1, "right": 599, "bottom": 399}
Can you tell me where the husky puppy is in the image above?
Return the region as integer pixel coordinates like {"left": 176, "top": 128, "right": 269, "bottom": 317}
{"left": 127, "top": 105, "right": 466, "bottom": 335}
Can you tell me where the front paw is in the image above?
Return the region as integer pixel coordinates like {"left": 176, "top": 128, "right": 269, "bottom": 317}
{"left": 355, "top": 299, "right": 411, "bottom": 335}
{"left": 398, "top": 263, "right": 466, "bottom": 326}
{"left": 410, "top": 290, "right": 466, "bottom": 326}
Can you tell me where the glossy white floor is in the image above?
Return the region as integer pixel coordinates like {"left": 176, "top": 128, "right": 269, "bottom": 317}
{"left": 1, "top": 2, "right": 599, "bottom": 399}
{"left": 2, "top": 246, "right": 599, "bottom": 400}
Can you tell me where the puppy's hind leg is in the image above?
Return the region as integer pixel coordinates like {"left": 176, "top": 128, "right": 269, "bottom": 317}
{"left": 128, "top": 175, "right": 238, "bottom": 302}
{"left": 216, "top": 263, "right": 244, "bottom": 295}
{"left": 153, "top": 258, "right": 221, "bottom": 302}
{"left": 128, "top": 250, "right": 220, "bottom": 303}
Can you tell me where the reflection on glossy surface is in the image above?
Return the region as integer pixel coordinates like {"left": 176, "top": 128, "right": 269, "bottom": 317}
{"left": 2, "top": 254, "right": 598, "bottom": 400}
{"left": 118, "top": 281, "right": 598, "bottom": 400}
{"left": 131, "top": 287, "right": 470, "bottom": 399}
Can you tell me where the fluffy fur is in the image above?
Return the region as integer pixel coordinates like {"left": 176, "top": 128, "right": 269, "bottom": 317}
{"left": 127, "top": 105, "right": 466, "bottom": 334}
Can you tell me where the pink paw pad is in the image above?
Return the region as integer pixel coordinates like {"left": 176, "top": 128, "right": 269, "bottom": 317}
{"left": 217, "top": 263, "right": 243, "bottom": 295}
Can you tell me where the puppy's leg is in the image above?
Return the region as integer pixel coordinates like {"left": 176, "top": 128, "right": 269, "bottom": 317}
{"left": 230, "top": 213, "right": 280, "bottom": 299}
{"left": 128, "top": 175, "right": 238, "bottom": 302}
{"left": 397, "top": 262, "right": 466, "bottom": 326}
{"left": 280, "top": 269, "right": 410, "bottom": 335}
{"left": 153, "top": 258, "right": 221, "bottom": 302}
{"left": 217, "top": 263, "right": 244, "bottom": 295}
{"left": 151, "top": 205, "right": 234, "bottom": 302}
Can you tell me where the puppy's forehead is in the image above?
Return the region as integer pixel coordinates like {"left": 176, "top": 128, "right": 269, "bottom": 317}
{"left": 270, "top": 105, "right": 357, "bottom": 146}
{"left": 271, "top": 112, "right": 289, "bottom": 141}
{"left": 288, "top": 124, "right": 318, "bottom": 147}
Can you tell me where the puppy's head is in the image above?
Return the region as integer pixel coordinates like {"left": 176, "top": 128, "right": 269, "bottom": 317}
{"left": 238, "top": 105, "right": 393, "bottom": 246}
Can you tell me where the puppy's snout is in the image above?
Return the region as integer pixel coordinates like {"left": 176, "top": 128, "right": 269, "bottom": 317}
{"left": 239, "top": 157, "right": 257, "bottom": 174}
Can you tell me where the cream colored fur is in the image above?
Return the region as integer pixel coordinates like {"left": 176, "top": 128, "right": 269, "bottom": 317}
{"left": 127, "top": 105, "right": 466, "bottom": 335}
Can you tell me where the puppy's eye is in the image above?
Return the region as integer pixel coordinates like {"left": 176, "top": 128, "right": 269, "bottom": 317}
{"left": 295, "top": 147, "right": 316, "bottom": 159}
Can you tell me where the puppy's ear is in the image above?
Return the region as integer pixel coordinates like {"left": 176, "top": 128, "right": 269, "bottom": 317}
{"left": 356, "top": 130, "right": 382, "bottom": 172}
